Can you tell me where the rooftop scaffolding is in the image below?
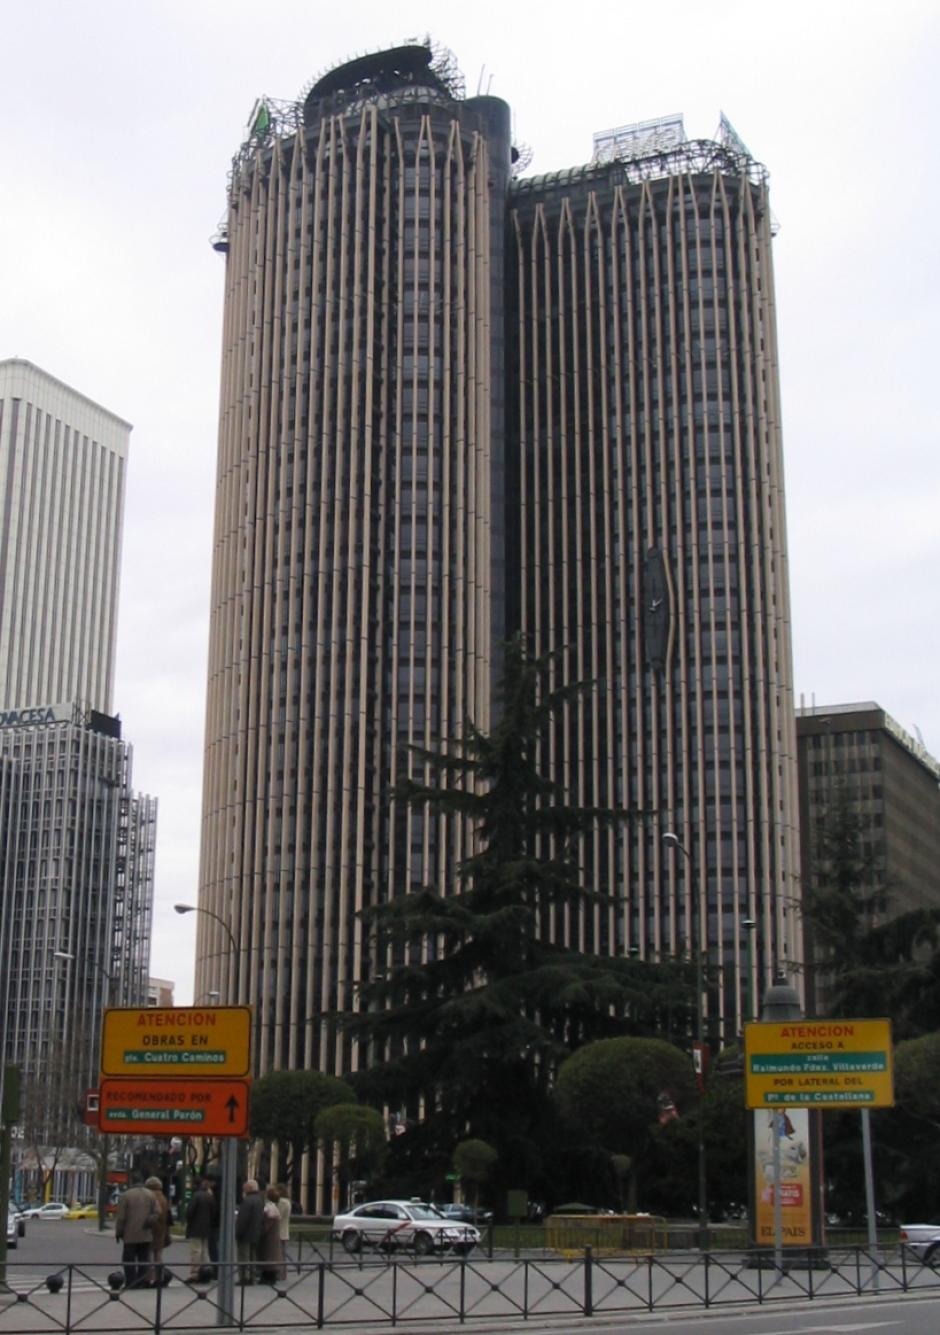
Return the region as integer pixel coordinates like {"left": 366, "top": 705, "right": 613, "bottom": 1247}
{"left": 514, "top": 135, "right": 768, "bottom": 195}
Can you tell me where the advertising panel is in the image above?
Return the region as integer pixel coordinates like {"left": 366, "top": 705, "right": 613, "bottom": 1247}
{"left": 752, "top": 1109, "right": 814, "bottom": 1247}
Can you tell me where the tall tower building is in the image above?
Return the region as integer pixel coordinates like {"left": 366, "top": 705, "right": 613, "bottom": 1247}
{"left": 201, "top": 45, "right": 510, "bottom": 1077}
{"left": 0, "top": 708, "right": 156, "bottom": 1157}
{"left": 200, "top": 44, "right": 800, "bottom": 1134}
{"left": 508, "top": 116, "right": 800, "bottom": 1034}
{"left": 0, "top": 362, "right": 155, "bottom": 1186}
{"left": 0, "top": 359, "right": 129, "bottom": 715}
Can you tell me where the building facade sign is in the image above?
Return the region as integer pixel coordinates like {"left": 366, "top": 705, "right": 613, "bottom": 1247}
{"left": 0, "top": 704, "right": 72, "bottom": 729}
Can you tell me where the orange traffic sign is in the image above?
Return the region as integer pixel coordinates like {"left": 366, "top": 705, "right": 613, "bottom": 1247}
{"left": 101, "top": 1006, "right": 251, "bottom": 1077}
{"left": 98, "top": 1077, "right": 251, "bottom": 1136}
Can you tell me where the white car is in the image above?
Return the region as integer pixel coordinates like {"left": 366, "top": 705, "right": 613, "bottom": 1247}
{"left": 6, "top": 1211, "right": 17, "bottom": 1249}
{"left": 899, "top": 1221, "right": 940, "bottom": 1263}
{"left": 332, "top": 1200, "right": 480, "bottom": 1256}
{"left": 24, "top": 1201, "right": 69, "bottom": 1221}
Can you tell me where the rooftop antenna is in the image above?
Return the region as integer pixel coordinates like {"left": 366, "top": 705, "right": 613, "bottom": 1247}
{"left": 476, "top": 64, "right": 486, "bottom": 96}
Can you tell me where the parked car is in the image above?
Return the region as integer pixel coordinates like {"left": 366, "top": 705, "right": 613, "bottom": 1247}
{"left": 332, "top": 1200, "right": 480, "bottom": 1256}
{"left": 6, "top": 1210, "right": 18, "bottom": 1249}
{"left": 439, "top": 1203, "right": 493, "bottom": 1226}
{"left": 23, "top": 1201, "right": 69, "bottom": 1221}
{"left": 899, "top": 1221, "right": 940, "bottom": 1263}
{"left": 65, "top": 1202, "right": 98, "bottom": 1220}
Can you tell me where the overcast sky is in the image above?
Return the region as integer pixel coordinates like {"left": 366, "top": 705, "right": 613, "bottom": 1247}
{"left": 2, "top": 1, "right": 937, "bottom": 1002}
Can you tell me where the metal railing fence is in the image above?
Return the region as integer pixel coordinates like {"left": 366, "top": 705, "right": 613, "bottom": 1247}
{"left": 291, "top": 1220, "right": 903, "bottom": 1262}
{"left": 0, "top": 1246, "right": 937, "bottom": 1331}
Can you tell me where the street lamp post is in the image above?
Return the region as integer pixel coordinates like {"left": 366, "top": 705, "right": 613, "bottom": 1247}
{"left": 54, "top": 951, "right": 118, "bottom": 1232}
{"left": 180, "top": 980, "right": 219, "bottom": 1244}
{"left": 0, "top": 938, "right": 18, "bottom": 1255}
{"left": 0, "top": 901, "right": 40, "bottom": 1236}
{"left": 761, "top": 976, "right": 803, "bottom": 1271}
{"left": 0, "top": 981, "right": 24, "bottom": 1287}
{"left": 174, "top": 902, "right": 246, "bottom": 1055}
{"left": 663, "top": 830, "right": 709, "bottom": 1250}
{"left": 173, "top": 903, "right": 241, "bottom": 1325}
{"left": 1, "top": 949, "right": 72, "bottom": 1279}
{"left": 174, "top": 903, "right": 239, "bottom": 987}
{"left": 742, "top": 919, "right": 758, "bottom": 1023}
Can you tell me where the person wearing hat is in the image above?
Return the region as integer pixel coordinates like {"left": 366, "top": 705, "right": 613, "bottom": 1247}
{"left": 145, "top": 1177, "right": 172, "bottom": 1287}
{"left": 114, "top": 1177, "right": 159, "bottom": 1289}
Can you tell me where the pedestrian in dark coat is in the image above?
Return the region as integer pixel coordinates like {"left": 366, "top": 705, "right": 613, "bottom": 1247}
{"left": 235, "top": 1180, "right": 264, "bottom": 1284}
{"left": 207, "top": 1179, "right": 221, "bottom": 1266}
{"left": 258, "top": 1187, "right": 283, "bottom": 1283}
{"left": 114, "top": 1180, "right": 158, "bottom": 1288}
{"left": 186, "top": 1180, "right": 218, "bottom": 1279}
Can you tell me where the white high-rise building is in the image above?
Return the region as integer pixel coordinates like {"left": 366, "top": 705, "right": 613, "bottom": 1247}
{"left": 0, "top": 358, "right": 130, "bottom": 714}
{"left": 0, "top": 360, "right": 154, "bottom": 1192}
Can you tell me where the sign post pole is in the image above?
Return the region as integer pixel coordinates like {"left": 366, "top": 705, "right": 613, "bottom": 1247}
{"left": 97, "top": 1005, "right": 251, "bottom": 1321}
{"left": 861, "top": 1108, "right": 879, "bottom": 1291}
{"left": 745, "top": 1016, "right": 894, "bottom": 1264}
{"left": 217, "top": 1136, "right": 237, "bottom": 1325}
{"left": 772, "top": 1112, "right": 783, "bottom": 1273}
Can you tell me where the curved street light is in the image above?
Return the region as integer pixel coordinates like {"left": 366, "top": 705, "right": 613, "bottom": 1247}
{"left": 173, "top": 902, "right": 239, "bottom": 959}
{"left": 174, "top": 902, "right": 246, "bottom": 1043}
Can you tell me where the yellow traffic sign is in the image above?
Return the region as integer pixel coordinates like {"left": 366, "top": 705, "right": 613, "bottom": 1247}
{"left": 744, "top": 1018, "right": 893, "bottom": 1109}
{"left": 101, "top": 1006, "right": 251, "bottom": 1077}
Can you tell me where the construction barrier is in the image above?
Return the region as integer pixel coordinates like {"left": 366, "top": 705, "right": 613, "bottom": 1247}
{"left": 545, "top": 1212, "right": 669, "bottom": 1256}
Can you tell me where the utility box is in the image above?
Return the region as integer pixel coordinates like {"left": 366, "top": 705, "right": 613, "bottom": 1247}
{"left": 505, "top": 1189, "right": 528, "bottom": 1221}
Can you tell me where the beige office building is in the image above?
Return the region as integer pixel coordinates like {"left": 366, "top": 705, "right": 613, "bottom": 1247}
{"left": 199, "top": 45, "right": 802, "bottom": 1205}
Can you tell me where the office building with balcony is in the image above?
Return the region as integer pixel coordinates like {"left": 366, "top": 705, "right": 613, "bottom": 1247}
{"left": 796, "top": 702, "right": 940, "bottom": 1013}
